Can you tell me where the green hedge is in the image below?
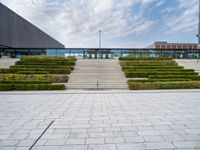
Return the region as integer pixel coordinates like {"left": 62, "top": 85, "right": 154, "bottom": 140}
{"left": 10, "top": 65, "right": 74, "bottom": 70}
{"left": 120, "top": 57, "right": 200, "bottom": 90}
{"left": 120, "top": 59, "right": 175, "bottom": 62}
{"left": 122, "top": 66, "right": 184, "bottom": 70}
{"left": 0, "top": 56, "right": 75, "bottom": 91}
{"left": 149, "top": 75, "right": 200, "bottom": 80}
{"left": 0, "top": 84, "right": 13, "bottom": 91}
{"left": 120, "top": 61, "right": 177, "bottom": 66}
{"left": 15, "top": 84, "right": 65, "bottom": 90}
{"left": 128, "top": 79, "right": 193, "bottom": 83}
{"left": 21, "top": 55, "right": 66, "bottom": 61}
{"left": 119, "top": 57, "right": 173, "bottom": 61}
{"left": 15, "top": 71, "right": 49, "bottom": 74}
{"left": 0, "top": 83, "right": 65, "bottom": 91}
{"left": 0, "top": 74, "right": 68, "bottom": 83}
{"left": 0, "top": 80, "right": 51, "bottom": 84}
{"left": 128, "top": 81, "right": 200, "bottom": 90}
{"left": 21, "top": 56, "right": 77, "bottom": 62}
{"left": 17, "top": 59, "right": 68, "bottom": 63}
{"left": 124, "top": 71, "right": 198, "bottom": 78}
{"left": 0, "top": 68, "right": 71, "bottom": 74}
{"left": 67, "top": 56, "right": 77, "bottom": 61}
{"left": 21, "top": 56, "right": 66, "bottom": 61}
{"left": 15, "top": 62, "right": 56, "bottom": 66}
{"left": 15, "top": 60, "right": 75, "bottom": 66}
{"left": 124, "top": 69, "right": 195, "bottom": 73}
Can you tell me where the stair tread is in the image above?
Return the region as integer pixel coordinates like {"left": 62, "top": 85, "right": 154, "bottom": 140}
{"left": 67, "top": 59, "right": 128, "bottom": 89}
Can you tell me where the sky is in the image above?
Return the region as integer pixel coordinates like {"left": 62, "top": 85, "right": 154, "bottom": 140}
{"left": 0, "top": 0, "right": 199, "bottom": 48}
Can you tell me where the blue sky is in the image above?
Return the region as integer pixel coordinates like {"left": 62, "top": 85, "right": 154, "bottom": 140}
{"left": 1, "top": 0, "right": 199, "bottom": 48}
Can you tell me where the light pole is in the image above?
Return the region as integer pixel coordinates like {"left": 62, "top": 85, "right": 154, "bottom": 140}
{"left": 97, "top": 29, "right": 102, "bottom": 89}
{"left": 197, "top": 0, "right": 200, "bottom": 62}
{"left": 99, "top": 29, "right": 101, "bottom": 49}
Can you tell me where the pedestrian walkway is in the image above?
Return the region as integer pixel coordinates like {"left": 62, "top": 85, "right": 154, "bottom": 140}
{"left": 0, "top": 90, "right": 200, "bottom": 149}
{"left": 176, "top": 59, "right": 200, "bottom": 74}
{"left": 0, "top": 58, "right": 19, "bottom": 68}
{"left": 66, "top": 59, "right": 128, "bottom": 89}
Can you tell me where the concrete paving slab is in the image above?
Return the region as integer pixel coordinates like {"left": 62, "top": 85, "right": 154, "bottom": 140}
{"left": 0, "top": 90, "right": 200, "bottom": 149}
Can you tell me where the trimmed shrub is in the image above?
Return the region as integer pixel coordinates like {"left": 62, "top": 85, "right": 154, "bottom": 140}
{"left": 124, "top": 71, "right": 198, "bottom": 78}
{"left": 128, "top": 79, "right": 193, "bottom": 83}
{"left": 149, "top": 75, "right": 200, "bottom": 80}
{"left": 16, "top": 71, "right": 49, "bottom": 74}
{"left": 0, "top": 56, "right": 75, "bottom": 91}
{"left": 15, "top": 84, "right": 65, "bottom": 91}
{"left": 15, "top": 62, "right": 56, "bottom": 66}
{"left": 0, "top": 84, "right": 13, "bottom": 91}
{"left": 119, "top": 57, "right": 173, "bottom": 61}
{"left": 120, "top": 60, "right": 175, "bottom": 63}
{"left": 21, "top": 56, "right": 66, "bottom": 61}
{"left": 128, "top": 81, "right": 200, "bottom": 90}
{"left": 122, "top": 66, "right": 184, "bottom": 70}
{"left": 0, "top": 68, "right": 71, "bottom": 74}
{"left": 0, "top": 74, "right": 68, "bottom": 83}
{"left": 10, "top": 65, "right": 74, "bottom": 70}
{"left": 120, "top": 57, "right": 200, "bottom": 90}
{"left": 120, "top": 61, "right": 177, "bottom": 66}
{"left": 0, "top": 80, "right": 51, "bottom": 84}
{"left": 15, "top": 61, "right": 75, "bottom": 66}
{"left": 67, "top": 56, "right": 77, "bottom": 61}
{"left": 123, "top": 69, "right": 195, "bottom": 73}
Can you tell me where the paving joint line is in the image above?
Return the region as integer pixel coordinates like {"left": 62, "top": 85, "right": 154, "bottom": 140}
{"left": 29, "top": 120, "right": 55, "bottom": 150}
{"left": 1, "top": 90, "right": 200, "bottom": 95}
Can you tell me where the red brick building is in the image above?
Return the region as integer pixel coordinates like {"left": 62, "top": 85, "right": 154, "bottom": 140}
{"left": 147, "top": 42, "right": 198, "bottom": 50}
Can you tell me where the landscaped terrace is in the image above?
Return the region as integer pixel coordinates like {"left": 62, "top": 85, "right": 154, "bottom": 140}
{"left": 120, "top": 57, "right": 200, "bottom": 90}
{"left": 0, "top": 56, "right": 76, "bottom": 91}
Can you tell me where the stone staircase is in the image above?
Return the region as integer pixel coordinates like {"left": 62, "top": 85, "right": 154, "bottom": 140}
{"left": 176, "top": 59, "right": 200, "bottom": 74}
{"left": 65, "top": 59, "right": 128, "bottom": 90}
{"left": 0, "top": 58, "right": 19, "bottom": 68}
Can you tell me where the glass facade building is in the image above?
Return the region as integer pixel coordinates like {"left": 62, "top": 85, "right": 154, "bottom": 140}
{"left": 0, "top": 48, "right": 200, "bottom": 59}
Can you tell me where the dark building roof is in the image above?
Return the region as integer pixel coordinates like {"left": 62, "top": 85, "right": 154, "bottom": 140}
{"left": 0, "top": 3, "right": 65, "bottom": 49}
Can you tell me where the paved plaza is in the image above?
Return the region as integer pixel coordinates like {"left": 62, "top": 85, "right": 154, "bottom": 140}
{"left": 176, "top": 59, "right": 200, "bottom": 74}
{"left": 0, "top": 90, "right": 200, "bottom": 150}
{"left": 0, "top": 59, "right": 19, "bottom": 68}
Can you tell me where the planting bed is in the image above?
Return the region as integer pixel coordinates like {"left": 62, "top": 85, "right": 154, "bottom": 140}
{"left": 120, "top": 57, "right": 200, "bottom": 90}
{"left": 0, "top": 56, "right": 76, "bottom": 91}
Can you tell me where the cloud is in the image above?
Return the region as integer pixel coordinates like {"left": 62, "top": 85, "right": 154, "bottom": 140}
{"left": 1, "top": 0, "right": 198, "bottom": 47}
{"left": 161, "top": 7, "right": 176, "bottom": 14}
{"left": 164, "top": 0, "right": 198, "bottom": 33}
{"left": 140, "top": 0, "right": 155, "bottom": 5}
{"left": 139, "top": 0, "right": 163, "bottom": 7}
{"left": 155, "top": 0, "right": 165, "bottom": 7}
{"left": 1, "top": 0, "right": 155, "bottom": 47}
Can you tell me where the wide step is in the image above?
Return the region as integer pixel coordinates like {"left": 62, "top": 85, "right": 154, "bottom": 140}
{"left": 66, "top": 59, "right": 128, "bottom": 90}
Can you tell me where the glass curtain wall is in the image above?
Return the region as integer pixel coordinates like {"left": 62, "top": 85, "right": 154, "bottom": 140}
{"left": 1, "top": 48, "right": 200, "bottom": 59}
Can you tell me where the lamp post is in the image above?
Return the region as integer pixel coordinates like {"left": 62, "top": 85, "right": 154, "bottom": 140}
{"left": 198, "top": 0, "right": 200, "bottom": 48}
{"left": 97, "top": 29, "right": 102, "bottom": 89}
{"left": 99, "top": 29, "right": 101, "bottom": 49}
{"left": 197, "top": 0, "right": 200, "bottom": 62}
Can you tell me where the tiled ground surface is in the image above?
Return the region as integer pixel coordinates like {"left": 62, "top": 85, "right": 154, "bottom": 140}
{"left": 176, "top": 59, "right": 200, "bottom": 74}
{"left": 0, "top": 59, "right": 19, "bottom": 68}
{"left": 0, "top": 90, "right": 200, "bottom": 150}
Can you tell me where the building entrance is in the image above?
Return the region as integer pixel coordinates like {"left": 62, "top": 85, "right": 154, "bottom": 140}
{"left": 83, "top": 49, "right": 113, "bottom": 59}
